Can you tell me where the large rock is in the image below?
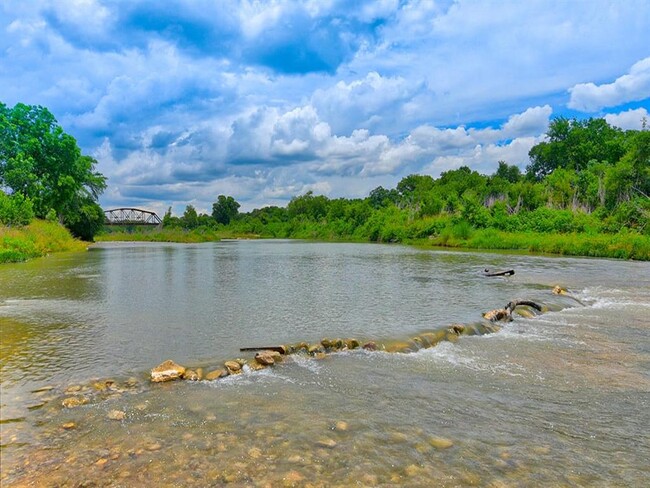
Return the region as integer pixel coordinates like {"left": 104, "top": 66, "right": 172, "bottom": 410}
{"left": 151, "top": 360, "right": 186, "bottom": 383}
{"left": 255, "top": 352, "right": 276, "bottom": 366}
{"left": 224, "top": 360, "right": 242, "bottom": 374}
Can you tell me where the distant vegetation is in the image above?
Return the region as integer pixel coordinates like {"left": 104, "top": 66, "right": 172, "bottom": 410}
{"left": 131, "top": 116, "right": 649, "bottom": 260}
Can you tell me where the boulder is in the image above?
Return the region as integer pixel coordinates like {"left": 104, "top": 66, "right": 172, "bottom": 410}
{"left": 224, "top": 361, "right": 242, "bottom": 374}
{"left": 151, "top": 360, "right": 186, "bottom": 383}
{"left": 182, "top": 369, "right": 200, "bottom": 381}
{"left": 205, "top": 369, "right": 227, "bottom": 381}
{"left": 255, "top": 352, "right": 276, "bottom": 366}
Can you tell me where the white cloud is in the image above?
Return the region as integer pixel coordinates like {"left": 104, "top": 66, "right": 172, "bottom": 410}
{"left": 604, "top": 108, "right": 649, "bottom": 130}
{"left": 568, "top": 57, "right": 650, "bottom": 112}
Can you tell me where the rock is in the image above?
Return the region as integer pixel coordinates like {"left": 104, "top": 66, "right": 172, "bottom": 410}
{"left": 483, "top": 309, "right": 511, "bottom": 322}
{"left": 249, "top": 362, "right": 267, "bottom": 371}
{"left": 151, "top": 360, "right": 186, "bottom": 383}
{"left": 95, "top": 458, "right": 108, "bottom": 466}
{"left": 334, "top": 421, "right": 349, "bottom": 431}
{"left": 345, "top": 338, "right": 360, "bottom": 349}
{"left": 552, "top": 285, "right": 566, "bottom": 295}
{"left": 255, "top": 352, "right": 276, "bottom": 366}
{"left": 316, "top": 438, "right": 337, "bottom": 449}
{"left": 62, "top": 396, "right": 89, "bottom": 408}
{"left": 62, "top": 422, "right": 76, "bottom": 430}
{"left": 429, "top": 436, "right": 454, "bottom": 449}
{"left": 205, "top": 369, "right": 227, "bottom": 380}
{"left": 224, "top": 361, "right": 242, "bottom": 374}
{"left": 125, "top": 377, "right": 138, "bottom": 387}
{"left": 145, "top": 442, "right": 162, "bottom": 451}
{"left": 448, "top": 324, "right": 465, "bottom": 335}
{"left": 195, "top": 368, "right": 203, "bottom": 380}
{"left": 284, "top": 470, "right": 305, "bottom": 483}
{"left": 320, "top": 338, "right": 332, "bottom": 349}
{"left": 65, "top": 385, "right": 82, "bottom": 393}
{"left": 405, "top": 464, "right": 421, "bottom": 477}
{"left": 182, "top": 369, "right": 200, "bottom": 381}
{"left": 308, "top": 344, "right": 324, "bottom": 355}
{"left": 107, "top": 410, "right": 126, "bottom": 421}
{"left": 362, "top": 341, "right": 378, "bottom": 351}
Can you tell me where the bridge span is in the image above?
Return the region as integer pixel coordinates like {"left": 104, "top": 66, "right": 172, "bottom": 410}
{"left": 104, "top": 208, "right": 162, "bottom": 226}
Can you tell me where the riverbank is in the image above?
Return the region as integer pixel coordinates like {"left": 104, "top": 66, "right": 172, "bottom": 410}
{"left": 0, "top": 220, "right": 88, "bottom": 263}
{"left": 418, "top": 228, "right": 650, "bottom": 260}
{"left": 97, "top": 226, "right": 650, "bottom": 261}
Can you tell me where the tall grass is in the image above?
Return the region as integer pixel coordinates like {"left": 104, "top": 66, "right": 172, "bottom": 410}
{"left": 0, "top": 220, "right": 88, "bottom": 263}
{"left": 423, "top": 228, "right": 650, "bottom": 260}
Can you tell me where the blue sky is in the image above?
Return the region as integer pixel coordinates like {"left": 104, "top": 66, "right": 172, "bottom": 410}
{"left": 1, "top": 0, "right": 649, "bottom": 215}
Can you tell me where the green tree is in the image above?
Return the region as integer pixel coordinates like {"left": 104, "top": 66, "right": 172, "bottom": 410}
{"left": 212, "top": 195, "right": 240, "bottom": 224}
{"left": 0, "top": 102, "right": 107, "bottom": 239}
{"left": 182, "top": 205, "right": 199, "bottom": 229}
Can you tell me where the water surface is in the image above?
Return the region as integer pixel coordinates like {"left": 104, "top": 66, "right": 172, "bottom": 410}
{"left": 1, "top": 241, "right": 649, "bottom": 486}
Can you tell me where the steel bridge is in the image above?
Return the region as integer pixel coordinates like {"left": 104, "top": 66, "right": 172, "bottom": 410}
{"left": 104, "top": 208, "right": 162, "bottom": 226}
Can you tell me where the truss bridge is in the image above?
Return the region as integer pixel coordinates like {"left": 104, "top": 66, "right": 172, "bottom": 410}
{"left": 104, "top": 208, "right": 162, "bottom": 226}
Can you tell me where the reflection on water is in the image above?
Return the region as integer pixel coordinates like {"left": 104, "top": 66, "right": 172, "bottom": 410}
{"left": 1, "top": 241, "right": 649, "bottom": 486}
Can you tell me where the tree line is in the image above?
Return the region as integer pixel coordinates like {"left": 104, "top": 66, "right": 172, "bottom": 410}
{"left": 2, "top": 101, "right": 648, "bottom": 243}
{"left": 167, "top": 116, "right": 649, "bottom": 241}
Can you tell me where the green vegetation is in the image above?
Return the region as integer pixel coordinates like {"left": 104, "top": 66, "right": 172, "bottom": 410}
{"left": 145, "top": 116, "right": 649, "bottom": 260}
{"left": 0, "top": 219, "right": 88, "bottom": 263}
{"left": 1, "top": 102, "right": 107, "bottom": 241}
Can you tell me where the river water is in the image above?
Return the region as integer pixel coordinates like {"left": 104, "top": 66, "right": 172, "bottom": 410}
{"left": 1, "top": 241, "right": 649, "bottom": 487}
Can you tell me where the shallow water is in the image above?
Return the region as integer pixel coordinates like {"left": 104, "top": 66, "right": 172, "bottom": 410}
{"left": 1, "top": 241, "right": 649, "bottom": 487}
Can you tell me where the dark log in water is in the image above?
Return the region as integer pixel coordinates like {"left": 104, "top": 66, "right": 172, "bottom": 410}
{"left": 483, "top": 269, "right": 515, "bottom": 277}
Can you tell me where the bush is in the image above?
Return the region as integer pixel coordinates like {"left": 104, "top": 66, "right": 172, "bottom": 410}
{"left": 0, "top": 191, "right": 34, "bottom": 226}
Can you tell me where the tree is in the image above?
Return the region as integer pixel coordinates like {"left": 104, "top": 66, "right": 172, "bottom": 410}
{"left": 0, "top": 102, "right": 107, "bottom": 240}
{"left": 182, "top": 205, "right": 199, "bottom": 229}
{"left": 212, "top": 195, "right": 240, "bottom": 225}
{"left": 494, "top": 161, "right": 522, "bottom": 183}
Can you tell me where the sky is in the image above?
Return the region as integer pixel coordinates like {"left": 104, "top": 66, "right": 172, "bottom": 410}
{"left": 1, "top": 0, "right": 649, "bottom": 215}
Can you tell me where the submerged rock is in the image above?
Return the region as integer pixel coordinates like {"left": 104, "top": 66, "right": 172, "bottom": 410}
{"left": 107, "top": 410, "right": 126, "bottom": 421}
{"left": 552, "top": 285, "right": 567, "bottom": 295}
{"left": 62, "top": 396, "right": 89, "bottom": 408}
{"left": 182, "top": 369, "right": 200, "bottom": 381}
{"left": 205, "top": 369, "right": 227, "bottom": 381}
{"left": 429, "top": 436, "right": 454, "bottom": 449}
{"left": 151, "top": 360, "right": 186, "bottom": 382}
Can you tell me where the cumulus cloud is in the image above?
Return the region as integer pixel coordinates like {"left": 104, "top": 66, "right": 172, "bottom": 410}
{"left": 568, "top": 57, "right": 650, "bottom": 112}
{"left": 1, "top": 1, "right": 648, "bottom": 214}
{"left": 604, "top": 108, "right": 649, "bottom": 130}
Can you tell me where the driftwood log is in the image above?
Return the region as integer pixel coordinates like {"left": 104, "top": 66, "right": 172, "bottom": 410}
{"left": 483, "top": 269, "right": 515, "bottom": 277}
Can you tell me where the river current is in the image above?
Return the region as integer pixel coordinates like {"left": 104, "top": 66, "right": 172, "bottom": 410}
{"left": 1, "top": 241, "right": 649, "bottom": 487}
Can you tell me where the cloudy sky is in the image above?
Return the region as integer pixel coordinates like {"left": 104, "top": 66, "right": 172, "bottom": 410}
{"left": 2, "top": 0, "right": 649, "bottom": 215}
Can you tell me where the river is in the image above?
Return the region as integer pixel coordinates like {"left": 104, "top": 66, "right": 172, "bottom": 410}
{"left": 1, "top": 241, "right": 649, "bottom": 487}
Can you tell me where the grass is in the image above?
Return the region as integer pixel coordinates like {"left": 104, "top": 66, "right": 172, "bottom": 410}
{"left": 95, "top": 226, "right": 258, "bottom": 243}
{"left": 0, "top": 220, "right": 88, "bottom": 263}
{"left": 420, "top": 228, "right": 650, "bottom": 261}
